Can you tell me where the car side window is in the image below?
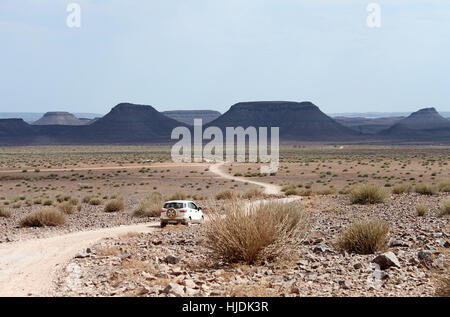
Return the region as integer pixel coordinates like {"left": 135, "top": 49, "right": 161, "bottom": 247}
{"left": 189, "top": 202, "right": 197, "bottom": 210}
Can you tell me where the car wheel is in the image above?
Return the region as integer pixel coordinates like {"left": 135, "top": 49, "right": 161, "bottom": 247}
{"left": 160, "top": 222, "right": 167, "bottom": 228}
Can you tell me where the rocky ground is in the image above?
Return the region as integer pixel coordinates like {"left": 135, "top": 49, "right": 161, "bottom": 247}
{"left": 0, "top": 196, "right": 150, "bottom": 243}
{"left": 53, "top": 193, "right": 449, "bottom": 297}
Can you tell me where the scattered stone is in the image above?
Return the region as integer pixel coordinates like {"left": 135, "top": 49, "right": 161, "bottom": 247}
{"left": 372, "top": 252, "right": 401, "bottom": 269}
{"left": 75, "top": 251, "right": 90, "bottom": 259}
{"left": 164, "top": 255, "right": 180, "bottom": 265}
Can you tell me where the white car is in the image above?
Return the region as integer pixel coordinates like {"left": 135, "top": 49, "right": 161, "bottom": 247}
{"left": 160, "top": 200, "right": 204, "bottom": 228}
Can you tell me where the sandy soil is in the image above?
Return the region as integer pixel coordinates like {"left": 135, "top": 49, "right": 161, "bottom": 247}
{"left": 0, "top": 222, "right": 158, "bottom": 297}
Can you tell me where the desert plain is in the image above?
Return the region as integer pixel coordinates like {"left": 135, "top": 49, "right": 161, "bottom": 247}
{"left": 0, "top": 145, "right": 448, "bottom": 297}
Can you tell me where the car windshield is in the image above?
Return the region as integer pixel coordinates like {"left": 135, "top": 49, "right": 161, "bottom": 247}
{"left": 163, "top": 202, "right": 184, "bottom": 209}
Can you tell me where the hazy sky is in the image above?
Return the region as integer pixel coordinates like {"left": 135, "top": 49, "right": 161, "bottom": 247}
{"left": 1, "top": 0, "right": 449, "bottom": 114}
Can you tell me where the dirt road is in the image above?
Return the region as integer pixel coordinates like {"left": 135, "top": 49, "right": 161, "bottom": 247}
{"left": 0, "top": 162, "right": 285, "bottom": 297}
{"left": 209, "top": 162, "right": 282, "bottom": 195}
{"left": 0, "top": 222, "right": 157, "bottom": 297}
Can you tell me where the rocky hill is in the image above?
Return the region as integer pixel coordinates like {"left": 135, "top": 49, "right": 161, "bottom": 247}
{"left": 162, "top": 110, "right": 221, "bottom": 125}
{"left": 207, "top": 101, "right": 361, "bottom": 141}
{"left": 379, "top": 108, "right": 450, "bottom": 141}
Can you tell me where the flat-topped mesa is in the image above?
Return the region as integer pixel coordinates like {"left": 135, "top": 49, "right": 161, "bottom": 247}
{"left": 32, "top": 111, "right": 88, "bottom": 126}
{"left": 162, "top": 110, "right": 221, "bottom": 125}
{"left": 207, "top": 101, "right": 360, "bottom": 140}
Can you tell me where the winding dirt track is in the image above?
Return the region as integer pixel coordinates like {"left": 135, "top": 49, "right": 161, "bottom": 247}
{"left": 209, "top": 162, "right": 282, "bottom": 195}
{"left": 0, "top": 162, "right": 286, "bottom": 297}
{"left": 0, "top": 223, "right": 157, "bottom": 297}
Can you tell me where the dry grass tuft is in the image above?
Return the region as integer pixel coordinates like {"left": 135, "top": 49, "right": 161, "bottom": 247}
{"left": 337, "top": 219, "right": 389, "bottom": 254}
{"left": 0, "top": 206, "right": 12, "bottom": 218}
{"left": 19, "top": 208, "right": 66, "bottom": 227}
{"left": 414, "top": 183, "right": 438, "bottom": 196}
{"left": 104, "top": 198, "right": 125, "bottom": 213}
{"left": 440, "top": 197, "right": 450, "bottom": 216}
{"left": 392, "top": 183, "right": 413, "bottom": 194}
{"left": 204, "top": 201, "right": 308, "bottom": 264}
{"left": 349, "top": 184, "right": 388, "bottom": 204}
{"left": 215, "top": 190, "right": 237, "bottom": 200}
{"left": 415, "top": 203, "right": 428, "bottom": 217}
{"left": 241, "top": 188, "right": 265, "bottom": 199}
{"left": 89, "top": 197, "right": 103, "bottom": 206}
{"left": 168, "top": 191, "right": 187, "bottom": 201}
{"left": 133, "top": 192, "right": 163, "bottom": 217}
{"left": 435, "top": 274, "right": 450, "bottom": 297}
{"left": 438, "top": 180, "right": 450, "bottom": 193}
{"left": 58, "top": 202, "right": 75, "bottom": 214}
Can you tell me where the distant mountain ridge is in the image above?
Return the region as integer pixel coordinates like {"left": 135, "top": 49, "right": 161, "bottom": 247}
{"left": 1, "top": 102, "right": 450, "bottom": 145}
{"left": 207, "top": 101, "right": 360, "bottom": 140}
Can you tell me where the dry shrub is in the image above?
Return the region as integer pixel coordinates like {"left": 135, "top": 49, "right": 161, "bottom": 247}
{"left": 19, "top": 208, "right": 66, "bottom": 227}
{"left": 316, "top": 188, "right": 336, "bottom": 195}
{"left": 104, "top": 198, "right": 125, "bottom": 212}
{"left": 438, "top": 181, "right": 450, "bottom": 193}
{"left": 435, "top": 274, "right": 450, "bottom": 297}
{"left": 414, "top": 183, "right": 438, "bottom": 196}
{"left": 133, "top": 192, "right": 163, "bottom": 217}
{"left": 82, "top": 195, "right": 92, "bottom": 203}
{"left": 298, "top": 189, "right": 314, "bottom": 197}
{"left": 337, "top": 219, "right": 389, "bottom": 254}
{"left": 440, "top": 197, "right": 450, "bottom": 216}
{"left": 282, "top": 184, "right": 298, "bottom": 196}
{"left": 192, "top": 193, "right": 208, "bottom": 201}
{"left": 69, "top": 198, "right": 79, "bottom": 205}
{"left": 393, "top": 183, "right": 413, "bottom": 194}
{"left": 241, "top": 188, "right": 265, "bottom": 199}
{"left": 168, "top": 191, "right": 187, "bottom": 200}
{"left": 415, "top": 203, "right": 428, "bottom": 217}
{"left": 0, "top": 206, "right": 12, "bottom": 218}
{"left": 89, "top": 197, "right": 102, "bottom": 206}
{"left": 58, "top": 202, "right": 75, "bottom": 214}
{"left": 204, "top": 201, "right": 308, "bottom": 264}
{"left": 215, "top": 190, "right": 236, "bottom": 200}
{"left": 349, "top": 184, "right": 388, "bottom": 204}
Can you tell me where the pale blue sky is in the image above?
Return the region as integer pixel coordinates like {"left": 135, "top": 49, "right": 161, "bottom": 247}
{"left": 1, "top": 0, "right": 449, "bottom": 114}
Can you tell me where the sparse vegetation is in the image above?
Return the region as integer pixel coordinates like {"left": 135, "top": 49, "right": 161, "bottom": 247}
{"left": 0, "top": 206, "right": 12, "bottom": 218}
{"left": 414, "top": 183, "right": 438, "bottom": 196}
{"left": 349, "top": 184, "right": 388, "bottom": 204}
{"left": 133, "top": 192, "right": 163, "bottom": 217}
{"left": 168, "top": 191, "right": 187, "bottom": 201}
{"left": 440, "top": 197, "right": 450, "bottom": 216}
{"left": 393, "top": 183, "right": 413, "bottom": 194}
{"left": 58, "top": 202, "right": 75, "bottom": 214}
{"left": 19, "top": 208, "right": 66, "bottom": 227}
{"left": 104, "top": 198, "right": 125, "bottom": 213}
{"left": 205, "top": 201, "right": 308, "bottom": 264}
{"left": 215, "top": 190, "right": 236, "bottom": 200}
{"left": 337, "top": 219, "right": 389, "bottom": 254}
{"left": 415, "top": 203, "right": 428, "bottom": 217}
